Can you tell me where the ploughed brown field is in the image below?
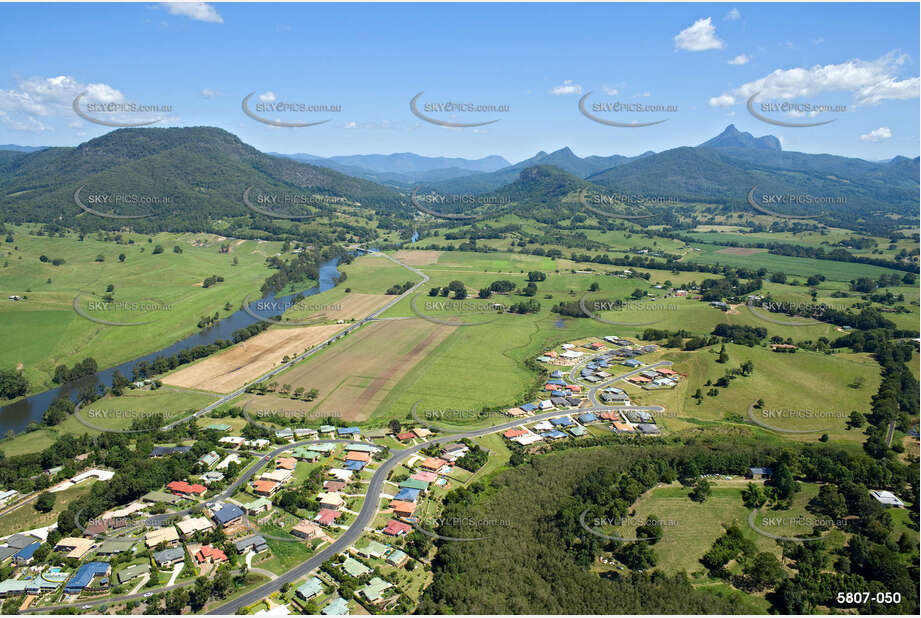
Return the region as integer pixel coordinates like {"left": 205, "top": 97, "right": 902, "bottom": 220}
{"left": 257, "top": 318, "right": 456, "bottom": 421}
{"left": 161, "top": 324, "right": 347, "bottom": 393}
{"left": 392, "top": 249, "right": 442, "bottom": 266}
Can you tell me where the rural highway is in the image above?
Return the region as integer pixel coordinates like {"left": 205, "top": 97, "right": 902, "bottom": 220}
{"left": 164, "top": 250, "right": 429, "bottom": 431}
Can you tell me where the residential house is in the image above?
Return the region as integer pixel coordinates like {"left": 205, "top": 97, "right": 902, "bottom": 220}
{"left": 341, "top": 557, "right": 371, "bottom": 578}
{"left": 390, "top": 500, "right": 416, "bottom": 518}
{"left": 869, "top": 490, "right": 905, "bottom": 508}
{"left": 253, "top": 480, "right": 280, "bottom": 496}
{"left": 321, "top": 597, "right": 349, "bottom": 615}
{"left": 747, "top": 467, "right": 773, "bottom": 480}
{"left": 194, "top": 545, "right": 228, "bottom": 565}
{"left": 296, "top": 577, "right": 325, "bottom": 601}
{"left": 63, "top": 562, "right": 110, "bottom": 595}
{"left": 359, "top": 577, "right": 393, "bottom": 604}
{"left": 318, "top": 492, "right": 345, "bottom": 509}
{"left": 96, "top": 540, "right": 135, "bottom": 556}
{"left": 419, "top": 457, "right": 447, "bottom": 473}
{"left": 382, "top": 520, "right": 412, "bottom": 537}
{"left": 172, "top": 516, "right": 212, "bottom": 540}
{"left": 153, "top": 547, "right": 186, "bottom": 567}
{"left": 315, "top": 509, "right": 342, "bottom": 527}
{"left": 291, "top": 520, "right": 322, "bottom": 541}
{"left": 117, "top": 564, "right": 150, "bottom": 585}
{"left": 356, "top": 540, "right": 388, "bottom": 559}
{"left": 145, "top": 526, "right": 180, "bottom": 549}
{"left": 244, "top": 497, "right": 272, "bottom": 515}
{"left": 276, "top": 457, "right": 297, "bottom": 471}
{"left": 211, "top": 503, "right": 245, "bottom": 529}
{"left": 235, "top": 535, "right": 269, "bottom": 554}
{"left": 197, "top": 451, "right": 220, "bottom": 469}
{"left": 12, "top": 542, "right": 41, "bottom": 565}
{"left": 166, "top": 480, "right": 207, "bottom": 498}
{"left": 54, "top": 537, "right": 95, "bottom": 560}
{"left": 385, "top": 549, "right": 408, "bottom": 567}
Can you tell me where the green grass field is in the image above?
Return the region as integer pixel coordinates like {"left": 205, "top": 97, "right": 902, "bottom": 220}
{"left": 0, "top": 481, "right": 95, "bottom": 536}
{"left": 0, "top": 225, "right": 284, "bottom": 393}
{"left": 0, "top": 387, "right": 215, "bottom": 456}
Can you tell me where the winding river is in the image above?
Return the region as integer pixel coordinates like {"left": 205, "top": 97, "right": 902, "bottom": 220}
{"left": 0, "top": 258, "right": 342, "bottom": 436}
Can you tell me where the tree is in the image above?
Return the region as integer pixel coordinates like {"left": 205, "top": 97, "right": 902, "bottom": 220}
{"left": 846, "top": 411, "right": 866, "bottom": 429}
{"left": 741, "top": 482, "right": 767, "bottom": 508}
{"left": 743, "top": 551, "right": 784, "bottom": 590}
{"left": 118, "top": 253, "right": 126, "bottom": 262}
{"left": 34, "top": 492, "right": 56, "bottom": 513}
{"left": 0, "top": 368, "right": 28, "bottom": 399}
{"left": 689, "top": 478, "right": 711, "bottom": 503}
{"left": 589, "top": 282, "right": 600, "bottom": 292}
{"left": 717, "top": 344, "right": 729, "bottom": 364}
{"left": 152, "top": 245, "right": 164, "bottom": 255}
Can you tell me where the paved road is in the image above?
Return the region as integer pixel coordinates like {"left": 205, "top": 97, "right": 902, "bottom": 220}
{"left": 207, "top": 404, "right": 660, "bottom": 614}
{"left": 165, "top": 250, "right": 429, "bottom": 430}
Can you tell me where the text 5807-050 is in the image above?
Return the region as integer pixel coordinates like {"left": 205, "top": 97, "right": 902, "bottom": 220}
{"left": 837, "top": 592, "right": 901, "bottom": 605}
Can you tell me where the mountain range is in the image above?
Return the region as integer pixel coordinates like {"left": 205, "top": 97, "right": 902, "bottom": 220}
{"left": 0, "top": 125, "right": 916, "bottom": 233}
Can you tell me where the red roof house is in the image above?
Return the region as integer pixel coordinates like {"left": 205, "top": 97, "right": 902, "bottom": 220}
{"left": 167, "top": 480, "right": 207, "bottom": 497}
{"left": 315, "top": 508, "right": 342, "bottom": 526}
{"left": 396, "top": 432, "right": 415, "bottom": 442}
{"left": 195, "top": 545, "right": 227, "bottom": 564}
{"left": 383, "top": 519, "right": 413, "bottom": 536}
{"left": 504, "top": 428, "right": 528, "bottom": 439}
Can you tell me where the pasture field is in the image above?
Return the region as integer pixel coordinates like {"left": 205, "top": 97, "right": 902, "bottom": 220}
{"left": 633, "top": 343, "right": 882, "bottom": 444}
{"left": 0, "top": 225, "right": 284, "bottom": 393}
{"left": 683, "top": 241, "right": 909, "bottom": 281}
{"left": 605, "top": 481, "right": 843, "bottom": 580}
{"left": 162, "top": 323, "right": 347, "bottom": 393}
{"left": 251, "top": 319, "right": 456, "bottom": 421}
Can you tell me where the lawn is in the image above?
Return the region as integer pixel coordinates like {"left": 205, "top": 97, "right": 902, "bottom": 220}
{"left": 257, "top": 523, "right": 315, "bottom": 575}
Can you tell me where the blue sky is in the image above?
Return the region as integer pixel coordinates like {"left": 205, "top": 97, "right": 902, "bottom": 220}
{"left": 1, "top": 2, "right": 918, "bottom": 162}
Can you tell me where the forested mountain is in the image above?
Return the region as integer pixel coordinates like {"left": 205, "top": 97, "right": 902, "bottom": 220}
{"left": 0, "top": 127, "right": 405, "bottom": 231}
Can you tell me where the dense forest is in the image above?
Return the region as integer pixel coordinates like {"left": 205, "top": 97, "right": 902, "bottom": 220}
{"left": 418, "top": 436, "right": 918, "bottom": 614}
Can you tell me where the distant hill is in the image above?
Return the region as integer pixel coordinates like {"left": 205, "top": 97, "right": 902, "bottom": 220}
{"left": 427, "top": 147, "right": 652, "bottom": 194}
{"left": 0, "top": 127, "right": 404, "bottom": 229}
{"left": 0, "top": 144, "right": 46, "bottom": 153}
{"left": 272, "top": 151, "right": 510, "bottom": 187}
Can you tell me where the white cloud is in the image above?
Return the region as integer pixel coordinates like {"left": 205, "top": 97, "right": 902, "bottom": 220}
{"left": 0, "top": 75, "right": 132, "bottom": 131}
{"left": 708, "top": 94, "right": 736, "bottom": 108}
{"left": 636, "top": 91, "right": 651, "bottom": 98}
{"left": 162, "top": 3, "right": 223, "bottom": 24}
{"left": 814, "top": 37, "right": 825, "bottom": 45}
{"left": 725, "top": 8, "right": 741, "bottom": 21}
{"left": 258, "top": 91, "right": 275, "bottom": 102}
{"left": 343, "top": 121, "right": 358, "bottom": 129}
{"left": 603, "top": 86, "right": 619, "bottom": 95}
{"left": 200, "top": 88, "right": 219, "bottom": 98}
{"left": 674, "top": 17, "right": 726, "bottom": 51}
{"left": 860, "top": 127, "right": 892, "bottom": 142}
{"left": 550, "top": 80, "right": 582, "bottom": 96}
{"left": 472, "top": 128, "right": 488, "bottom": 134}
{"left": 728, "top": 55, "right": 750, "bottom": 65}
{"left": 710, "top": 52, "right": 920, "bottom": 107}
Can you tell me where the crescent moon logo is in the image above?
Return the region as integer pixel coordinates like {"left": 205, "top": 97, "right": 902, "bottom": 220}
{"left": 410, "top": 92, "right": 500, "bottom": 128}
{"left": 578, "top": 92, "right": 668, "bottom": 127}
{"left": 746, "top": 92, "right": 836, "bottom": 128}
{"left": 241, "top": 92, "right": 331, "bottom": 127}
